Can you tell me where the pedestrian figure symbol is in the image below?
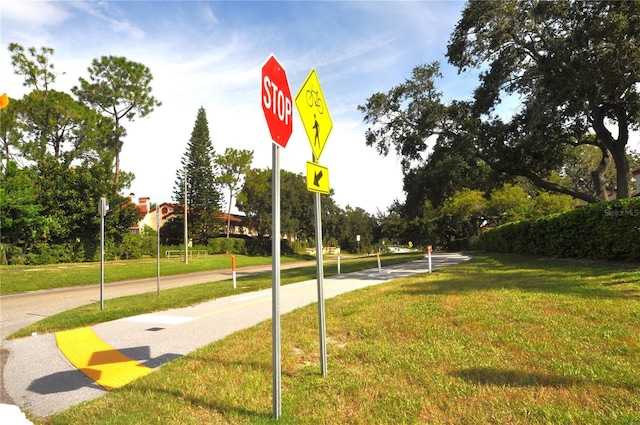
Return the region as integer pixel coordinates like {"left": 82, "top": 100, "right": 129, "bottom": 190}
{"left": 313, "top": 114, "right": 320, "bottom": 147}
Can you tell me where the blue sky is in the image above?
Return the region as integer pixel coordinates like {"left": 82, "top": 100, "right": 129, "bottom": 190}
{"left": 2, "top": 1, "right": 483, "bottom": 214}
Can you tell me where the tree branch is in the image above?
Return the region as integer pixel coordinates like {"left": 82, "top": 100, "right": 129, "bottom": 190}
{"left": 476, "top": 151, "right": 599, "bottom": 204}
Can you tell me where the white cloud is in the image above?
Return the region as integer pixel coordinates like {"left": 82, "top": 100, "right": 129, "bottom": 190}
{"left": 199, "top": 2, "right": 220, "bottom": 26}
{"left": 67, "top": 1, "right": 145, "bottom": 39}
{"left": 1, "top": 0, "right": 468, "bottom": 215}
{"left": 1, "top": 0, "right": 70, "bottom": 27}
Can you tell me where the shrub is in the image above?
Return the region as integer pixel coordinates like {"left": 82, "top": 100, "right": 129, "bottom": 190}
{"left": 2, "top": 244, "right": 26, "bottom": 265}
{"left": 26, "top": 242, "right": 79, "bottom": 265}
{"left": 244, "top": 237, "right": 293, "bottom": 256}
{"left": 208, "top": 237, "right": 248, "bottom": 255}
{"left": 475, "top": 197, "right": 640, "bottom": 262}
{"left": 446, "top": 238, "right": 474, "bottom": 251}
{"left": 140, "top": 226, "right": 158, "bottom": 256}
{"left": 118, "top": 233, "right": 145, "bottom": 260}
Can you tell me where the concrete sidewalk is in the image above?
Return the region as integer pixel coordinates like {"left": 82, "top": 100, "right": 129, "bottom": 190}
{"left": 0, "top": 260, "right": 317, "bottom": 341}
{"left": 2, "top": 253, "right": 471, "bottom": 420}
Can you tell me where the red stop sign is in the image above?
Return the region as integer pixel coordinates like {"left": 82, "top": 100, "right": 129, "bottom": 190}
{"left": 261, "top": 54, "right": 293, "bottom": 148}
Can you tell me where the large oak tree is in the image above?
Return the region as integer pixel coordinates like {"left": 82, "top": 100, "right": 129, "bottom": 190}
{"left": 448, "top": 0, "right": 640, "bottom": 201}
{"left": 360, "top": 1, "right": 640, "bottom": 204}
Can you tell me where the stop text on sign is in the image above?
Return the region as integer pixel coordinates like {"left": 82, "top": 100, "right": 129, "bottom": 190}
{"left": 263, "top": 76, "right": 292, "bottom": 126}
{"left": 261, "top": 54, "right": 293, "bottom": 148}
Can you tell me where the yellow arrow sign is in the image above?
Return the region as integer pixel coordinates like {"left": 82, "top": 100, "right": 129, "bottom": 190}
{"left": 295, "top": 69, "right": 332, "bottom": 161}
{"left": 306, "top": 161, "right": 330, "bottom": 194}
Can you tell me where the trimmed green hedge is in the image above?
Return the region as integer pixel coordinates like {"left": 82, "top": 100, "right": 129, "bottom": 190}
{"left": 208, "top": 237, "right": 248, "bottom": 255}
{"left": 207, "top": 237, "right": 294, "bottom": 256}
{"left": 474, "top": 197, "right": 640, "bottom": 262}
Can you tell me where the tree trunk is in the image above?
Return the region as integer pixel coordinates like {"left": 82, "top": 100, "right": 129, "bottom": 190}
{"left": 590, "top": 144, "right": 611, "bottom": 202}
{"left": 476, "top": 152, "right": 600, "bottom": 204}
{"left": 113, "top": 119, "right": 121, "bottom": 187}
{"left": 611, "top": 142, "right": 631, "bottom": 199}
{"left": 590, "top": 102, "right": 631, "bottom": 199}
{"left": 114, "top": 150, "right": 120, "bottom": 187}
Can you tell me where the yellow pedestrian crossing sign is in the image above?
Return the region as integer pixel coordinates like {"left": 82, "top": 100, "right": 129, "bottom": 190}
{"left": 295, "top": 69, "right": 332, "bottom": 161}
{"left": 306, "top": 161, "right": 330, "bottom": 194}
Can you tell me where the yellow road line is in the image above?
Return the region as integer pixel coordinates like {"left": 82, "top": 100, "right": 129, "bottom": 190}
{"left": 55, "top": 327, "right": 152, "bottom": 391}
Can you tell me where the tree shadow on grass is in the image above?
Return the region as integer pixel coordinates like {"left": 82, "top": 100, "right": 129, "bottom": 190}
{"left": 142, "top": 386, "right": 272, "bottom": 420}
{"left": 451, "top": 366, "right": 639, "bottom": 391}
{"left": 400, "top": 254, "right": 640, "bottom": 300}
{"left": 451, "top": 367, "right": 578, "bottom": 388}
{"left": 127, "top": 354, "right": 276, "bottom": 420}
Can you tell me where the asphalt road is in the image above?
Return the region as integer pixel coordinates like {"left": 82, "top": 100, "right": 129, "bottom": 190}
{"left": 0, "top": 260, "right": 315, "bottom": 341}
{"left": 1, "top": 253, "right": 471, "bottom": 421}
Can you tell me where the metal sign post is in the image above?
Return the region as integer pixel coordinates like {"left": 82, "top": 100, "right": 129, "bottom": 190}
{"left": 98, "top": 197, "right": 108, "bottom": 310}
{"left": 262, "top": 53, "right": 292, "bottom": 420}
{"left": 271, "top": 144, "right": 282, "bottom": 418}
{"left": 314, "top": 188, "right": 327, "bottom": 377}
{"left": 184, "top": 167, "right": 188, "bottom": 265}
{"left": 156, "top": 210, "right": 160, "bottom": 297}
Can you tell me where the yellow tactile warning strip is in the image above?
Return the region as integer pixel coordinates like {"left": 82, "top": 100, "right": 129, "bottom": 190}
{"left": 55, "top": 327, "right": 152, "bottom": 391}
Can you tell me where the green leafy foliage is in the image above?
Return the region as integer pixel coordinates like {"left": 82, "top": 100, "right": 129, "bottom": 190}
{"left": 172, "top": 107, "right": 223, "bottom": 245}
{"left": 2, "top": 43, "right": 160, "bottom": 265}
{"left": 336, "top": 206, "right": 377, "bottom": 253}
{"left": 72, "top": 55, "right": 161, "bottom": 185}
{"left": 1, "top": 156, "right": 139, "bottom": 264}
{"left": 214, "top": 147, "right": 254, "bottom": 237}
{"left": 206, "top": 236, "right": 295, "bottom": 257}
{"left": 159, "top": 217, "right": 184, "bottom": 246}
{"left": 0, "top": 162, "right": 42, "bottom": 252}
{"left": 475, "top": 197, "right": 640, "bottom": 261}
{"left": 208, "top": 237, "right": 248, "bottom": 255}
{"left": 236, "top": 168, "right": 318, "bottom": 241}
{"left": 246, "top": 238, "right": 293, "bottom": 257}
{"left": 14, "top": 89, "right": 109, "bottom": 164}
{"left": 447, "top": 0, "right": 640, "bottom": 200}
{"left": 236, "top": 167, "right": 271, "bottom": 237}
{"left": 360, "top": 0, "right": 640, "bottom": 228}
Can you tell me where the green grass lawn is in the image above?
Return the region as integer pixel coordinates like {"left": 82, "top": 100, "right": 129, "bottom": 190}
{"left": 42, "top": 253, "right": 639, "bottom": 424}
{"left": 0, "top": 254, "right": 306, "bottom": 295}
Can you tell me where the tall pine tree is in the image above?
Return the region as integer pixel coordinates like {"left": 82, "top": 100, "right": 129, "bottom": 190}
{"left": 173, "top": 107, "right": 222, "bottom": 244}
